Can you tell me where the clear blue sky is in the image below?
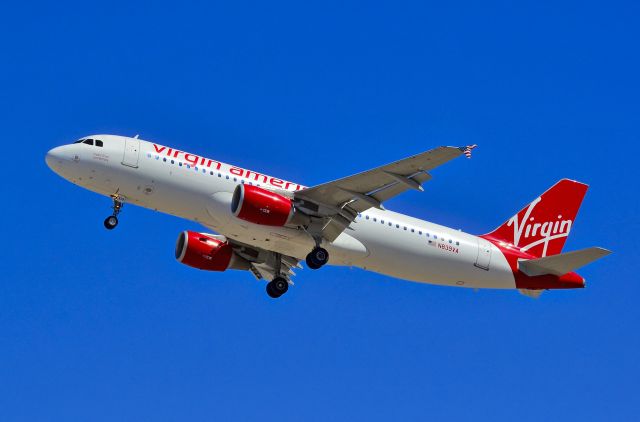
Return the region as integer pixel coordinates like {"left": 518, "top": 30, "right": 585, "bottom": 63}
{"left": 1, "top": 1, "right": 638, "bottom": 420}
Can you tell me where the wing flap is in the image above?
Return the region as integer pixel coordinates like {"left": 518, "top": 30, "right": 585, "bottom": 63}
{"left": 519, "top": 247, "right": 611, "bottom": 276}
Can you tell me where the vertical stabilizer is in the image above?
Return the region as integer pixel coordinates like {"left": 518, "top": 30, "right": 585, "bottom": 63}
{"left": 484, "top": 179, "right": 588, "bottom": 257}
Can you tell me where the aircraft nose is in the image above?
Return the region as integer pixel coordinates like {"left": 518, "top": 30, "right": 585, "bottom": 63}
{"left": 45, "top": 146, "right": 67, "bottom": 172}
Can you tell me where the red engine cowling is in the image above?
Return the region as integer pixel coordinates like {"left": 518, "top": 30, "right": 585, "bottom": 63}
{"left": 175, "top": 231, "right": 249, "bottom": 271}
{"left": 231, "top": 184, "right": 294, "bottom": 226}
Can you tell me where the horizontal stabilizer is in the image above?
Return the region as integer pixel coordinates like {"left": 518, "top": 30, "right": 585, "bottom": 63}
{"left": 519, "top": 247, "right": 611, "bottom": 276}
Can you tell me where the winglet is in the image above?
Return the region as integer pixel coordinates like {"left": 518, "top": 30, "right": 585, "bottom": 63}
{"left": 459, "top": 144, "right": 477, "bottom": 158}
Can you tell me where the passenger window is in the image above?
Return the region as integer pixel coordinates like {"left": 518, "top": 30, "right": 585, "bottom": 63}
{"left": 82, "top": 139, "right": 94, "bottom": 145}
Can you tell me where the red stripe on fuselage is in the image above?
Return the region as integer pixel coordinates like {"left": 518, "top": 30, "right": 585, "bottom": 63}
{"left": 481, "top": 234, "right": 585, "bottom": 290}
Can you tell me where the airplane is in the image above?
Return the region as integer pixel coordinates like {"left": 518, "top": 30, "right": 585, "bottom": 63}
{"left": 45, "top": 135, "right": 610, "bottom": 299}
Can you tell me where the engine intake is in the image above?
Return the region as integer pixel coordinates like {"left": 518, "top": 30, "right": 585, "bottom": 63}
{"left": 175, "top": 231, "right": 250, "bottom": 271}
{"left": 231, "top": 184, "right": 295, "bottom": 226}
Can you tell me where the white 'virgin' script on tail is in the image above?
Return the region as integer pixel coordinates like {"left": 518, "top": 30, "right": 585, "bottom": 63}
{"left": 507, "top": 197, "right": 573, "bottom": 257}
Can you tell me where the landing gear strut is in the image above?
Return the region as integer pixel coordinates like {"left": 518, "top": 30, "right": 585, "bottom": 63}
{"left": 266, "top": 277, "right": 289, "bottom": 298}
{"left": 306, "top": 246, "right": 329, "bottom": 270}
{"left": 104, "top": 195, "right": 124, "bottom": 230}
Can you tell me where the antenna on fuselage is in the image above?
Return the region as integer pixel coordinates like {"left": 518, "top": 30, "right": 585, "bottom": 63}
{"left": 133, "top": 134, "right": 140, "bottom": 139}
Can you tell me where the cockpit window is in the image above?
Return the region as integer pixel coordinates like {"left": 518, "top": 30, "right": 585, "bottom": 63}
{"left": 82, "top": 139, "right": 94, "bottom": 145}
{"left": 95, "top": 140, "right": 103, "bottom": 147}
{"left": 74, "top": 139, "right": 84, "bottom": 144}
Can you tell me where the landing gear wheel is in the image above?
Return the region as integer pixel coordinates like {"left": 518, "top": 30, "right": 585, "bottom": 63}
{"left": 266, "top": 277, "right": 289, "bottom": 298}
{"left": 103, "top": 215, "right": 119, "bottom": 230}
{"left": 104, "top": 194, "right": 124, "bottom": 230}
{"left": 306, "top": 247, "right": 329, "bottom": 270}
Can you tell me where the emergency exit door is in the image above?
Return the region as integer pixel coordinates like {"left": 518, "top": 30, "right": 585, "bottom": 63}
{"left": 122, "top": 138, "right": 140, "bottom": 168}
{"left": 475, "top": 238, "right": 492, "bottom": 270}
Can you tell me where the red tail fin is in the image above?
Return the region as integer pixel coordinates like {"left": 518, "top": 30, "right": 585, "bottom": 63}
{"left": 484, "top": 179, "right": 588, "bottom": 257}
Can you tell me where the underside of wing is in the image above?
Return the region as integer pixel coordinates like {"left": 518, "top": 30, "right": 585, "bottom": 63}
{"left": 203, "top": 231, "right": 301, "bottom": 283}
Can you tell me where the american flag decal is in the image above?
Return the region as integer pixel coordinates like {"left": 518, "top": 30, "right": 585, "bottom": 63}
{"left": 459, "top": 144, "right": 477, "bottom": 158}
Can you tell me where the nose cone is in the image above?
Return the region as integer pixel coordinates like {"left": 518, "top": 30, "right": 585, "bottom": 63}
{"left": 45, "top": 146, "right": 68, "bottom": 174}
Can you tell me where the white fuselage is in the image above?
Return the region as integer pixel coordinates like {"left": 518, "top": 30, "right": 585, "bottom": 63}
{"left": 46, "top": 134, "right": 516, "bottom": 290}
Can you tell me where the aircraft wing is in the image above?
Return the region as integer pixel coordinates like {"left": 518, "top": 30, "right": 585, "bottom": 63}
{"left": 293, "top": 145, "right": 475, "bottom": 241}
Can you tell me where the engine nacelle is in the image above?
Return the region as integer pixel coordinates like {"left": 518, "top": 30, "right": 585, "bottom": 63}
{"left": 175, "top": 231, "right": 250, "bottom": 271}
{"left": 231, "top": 184, "right": 296, "bottom": 226}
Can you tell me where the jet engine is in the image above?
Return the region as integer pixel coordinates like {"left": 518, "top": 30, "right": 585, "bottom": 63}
{"left": 231, "top": 184, "right": 307, "bottom": 226}
{"left": 175, "top": 231, "right": 250, "bottom": 271}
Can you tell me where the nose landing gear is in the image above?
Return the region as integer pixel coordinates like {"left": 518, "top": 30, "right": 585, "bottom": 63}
{"left": 104, "top": 195, "right": 124, "bottom": 230}
{"left": 104, "top": 215, "right": 119, "bottom": 230}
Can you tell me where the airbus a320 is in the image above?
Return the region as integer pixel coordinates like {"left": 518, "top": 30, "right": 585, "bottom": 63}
{"left": 46, "top": 135, "right": 610, "bottom": 298}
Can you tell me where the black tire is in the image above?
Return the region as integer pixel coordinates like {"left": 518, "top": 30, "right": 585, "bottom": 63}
{"left": 266, "top": 282, "right": 280, "bottom": 298}
{"left": 305, "top": 255, "right": 321, "bottom": 270}
{"left": 266, "top": 278, "right": 288, "bottom": 298}
{"left": 306, "top": 247, "right": 329, "bottom": 269}
{"left": 104, "top": 216, "right": 118, "bottom": 230}
{"left": 272, "top": 277, "right": 289, "bottom": 294}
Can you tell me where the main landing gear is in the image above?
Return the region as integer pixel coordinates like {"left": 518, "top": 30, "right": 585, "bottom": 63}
{"left": 306, "top": 246, "right": 329, "bottom": 270}
{"left": 266, "top": 277, "right": 289, "bottom": 299}
{"left": 103, "top": 195, "right": 124, "bottom": 230}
